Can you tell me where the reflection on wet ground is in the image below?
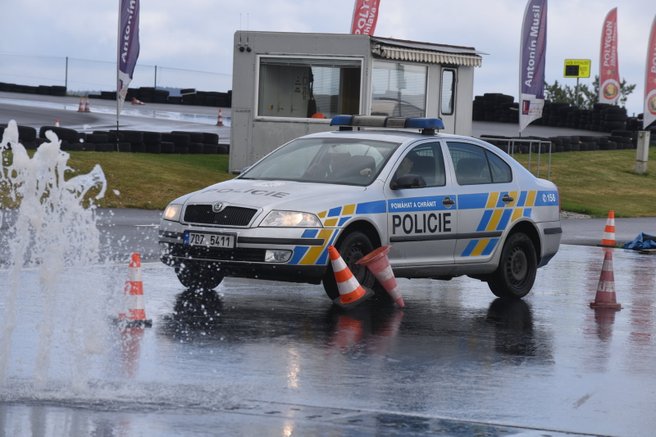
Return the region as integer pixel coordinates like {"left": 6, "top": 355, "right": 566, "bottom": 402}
{"left": 1, "top": 244, "right": 655, "bottom": 436}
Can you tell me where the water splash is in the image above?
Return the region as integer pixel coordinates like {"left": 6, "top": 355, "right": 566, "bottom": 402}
{"left": 0, "top": 120, "right": 107, "bottom": 384}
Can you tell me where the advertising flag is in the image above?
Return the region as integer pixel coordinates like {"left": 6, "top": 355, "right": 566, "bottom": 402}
{"left": 519, "top": 0, "right": 548, "bottom": 133}
{"left": 117, "top": 0, "right": 140, "bottom": 109}
{"left": 644, "top": 15, "right": 656, "bottom": 129}
{"left": 599, "top": 8, "right": 620, "bottom": 105}
{"left": 351, "top": 0, "right": 381, "bottom": 35}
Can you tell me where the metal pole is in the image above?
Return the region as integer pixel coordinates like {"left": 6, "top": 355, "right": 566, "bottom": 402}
{"left": 64, "top": 56, "right": 68, "bottom": 90}
{"left": 154, "top": 65, "right": 158, "bottom": 88}
{"left": 116, "top": 0, "right": 121, "bottom": 151}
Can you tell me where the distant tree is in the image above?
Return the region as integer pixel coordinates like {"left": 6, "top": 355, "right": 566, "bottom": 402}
{"left": 545, "top": 75, "right": 635, "bottom": 110}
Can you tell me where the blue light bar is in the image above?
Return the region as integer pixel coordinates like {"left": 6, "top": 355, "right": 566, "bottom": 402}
{"left": 405, "top": 117, "right": 445, "bottom": 130}
{"left": 330, "top": 115, "right": 444, "bottom": 131}
{"left": 330, "top": 115, "right": 354, "bottom": 126}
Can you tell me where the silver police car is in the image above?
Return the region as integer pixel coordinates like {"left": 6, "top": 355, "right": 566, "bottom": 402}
{"left": 159, "top": 115, "right": 561, "bottom": 301}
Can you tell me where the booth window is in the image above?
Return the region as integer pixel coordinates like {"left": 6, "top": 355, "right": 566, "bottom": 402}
{"left": 257, "top": 57, "right": 361, "bottom": 119}
{"left": 371, "top": 61, "right": 426, "bottom": 117}
{"left": 441, "top": 69, "right": 456, "bottom": 115}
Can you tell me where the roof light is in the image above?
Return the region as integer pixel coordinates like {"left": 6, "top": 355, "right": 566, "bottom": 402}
{"left": 330, "top": 115, "right": 444, "bottom": 132}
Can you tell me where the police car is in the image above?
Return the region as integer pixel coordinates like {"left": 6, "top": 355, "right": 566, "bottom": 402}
{"left": 159, "top": 115, "right": 561, "bottom": 301}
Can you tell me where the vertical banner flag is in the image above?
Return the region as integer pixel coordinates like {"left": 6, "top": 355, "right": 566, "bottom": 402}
{"left": 519, "top": 0, "right": 548, "bottom": 133}
{"left": 599, "top": 8, "right": 620, "bottom": 105}
{"left": 351, "top": 0, "right": 381, "bottom": 35}
{"left": 644, "top": 15, "right": 656, "bottom": 129}
{"left": 118, "top": 0, "right": 140, "bottom": 110}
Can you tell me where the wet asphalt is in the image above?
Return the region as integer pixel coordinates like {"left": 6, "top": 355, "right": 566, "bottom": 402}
{"left": 1, "top": 212, "right": 656, "bottom": 436}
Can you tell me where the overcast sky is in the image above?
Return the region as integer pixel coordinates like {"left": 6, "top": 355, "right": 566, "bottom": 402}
{"left": 1, "top": 0, "right": 654, "bottom": 115}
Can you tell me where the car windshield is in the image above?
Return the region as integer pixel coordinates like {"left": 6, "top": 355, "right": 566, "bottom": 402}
{"left": 239, "top": 137, "right": 400, "bottom": 186}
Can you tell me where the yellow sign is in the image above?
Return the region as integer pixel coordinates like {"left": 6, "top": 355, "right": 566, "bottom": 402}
{"left": 563, "top": 59, "right": 591, "bottom": 78}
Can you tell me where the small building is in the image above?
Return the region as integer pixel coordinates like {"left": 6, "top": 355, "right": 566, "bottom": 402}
{"left": 230, "top": 31, "right": 482, "bottom": 173}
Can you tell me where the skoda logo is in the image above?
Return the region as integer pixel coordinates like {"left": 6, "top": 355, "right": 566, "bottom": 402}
{"left": 212, "top": 202, "right": 225, "bottom": 213}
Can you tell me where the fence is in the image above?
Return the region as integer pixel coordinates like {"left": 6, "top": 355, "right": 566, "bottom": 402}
{"left": 0, "top": 53, "right": 231, "bottom": 95}
{"left": 480, "top": 136, "right": 553, "bottom": 180}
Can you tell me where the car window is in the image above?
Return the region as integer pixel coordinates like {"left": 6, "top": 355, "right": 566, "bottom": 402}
{"left": 239, "top": 138, "right": 399, "bottom": 186}
{"left": 447, "top": 142, "right": 512, "bottom": 185}
{"left": 392, "top": 142, "right": 446, "bottom": 187}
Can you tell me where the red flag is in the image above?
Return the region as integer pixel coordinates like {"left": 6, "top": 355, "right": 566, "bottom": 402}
{"left": 599, "top": 8, "right": 620, "bottom": 105}
{"left": 644, "top": 15, "right": 656, "bottom": 129}
{"left": 350, "top": 0, "right": 381, "bottom": 35}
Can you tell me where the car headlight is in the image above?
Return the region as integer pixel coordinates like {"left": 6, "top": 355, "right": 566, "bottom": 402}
{"left": 162, "top": 204, "right": 182, "bottom": 221}
{"left": 260, "top": 210, "right": 322, "bottom": 227}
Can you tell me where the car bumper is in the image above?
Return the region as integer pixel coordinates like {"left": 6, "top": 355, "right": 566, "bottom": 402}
{"left": 158, "top": 220, "right": 330, "bottom": 283}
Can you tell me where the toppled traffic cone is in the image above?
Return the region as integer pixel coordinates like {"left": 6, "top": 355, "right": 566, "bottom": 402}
{"left": 131, "top": 97, "right": 145, "bottom": 105}
{"left": 118, "top": 252, "right": 153, "bottom": 327}
{"left": 590, "top": 249, "right": 622, "bottom": 311}
{"left": 357, "top": 245, "right": 405, "bottom": 308}
{"left": 600, "top": 210, "right": 616, "bottom": 247}
{"left": 328, "top": 245, "right": 373, "bottom": 309}
{"left": 216, "top": 109, "right": 224, "bottom": 127}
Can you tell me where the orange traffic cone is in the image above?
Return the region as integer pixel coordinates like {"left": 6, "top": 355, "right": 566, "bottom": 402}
{"left": 600, "top": 210, "right": 616, "bottom": 247}
{"left": 83, "top": 97, "right": 90, "bottom": 112}
{"left": 54, "top": 119, "right": 60, "bottom": 127}
{"left": 131, "top": 97, "right": 144, "bottom": 105}
{"left": 118, "top": 252, "right": 153, "bottom": 327}
{"left": 328, "top": 245, "right": 373, "bottom": 309}
{"left": 590, "top": 249, "right": 622, "bottom": 310}
{"left": 357, "top": 245, "right": 405, "bottom": 308}
{"left": 216, "top": 109, "right": 224, "bottom": 127}
{"left": 77, "top": 97, "right": 85, "bottom": 112}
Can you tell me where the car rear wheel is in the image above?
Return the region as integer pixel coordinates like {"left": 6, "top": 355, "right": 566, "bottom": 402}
{"left": 322, "top": 230, "right": 378, "bottom": 300}
{"left": 175, "top": 262, "right": 224, "bottom": 290}
{"left": 487, "top": 232, "right": 537, "bottom": 299}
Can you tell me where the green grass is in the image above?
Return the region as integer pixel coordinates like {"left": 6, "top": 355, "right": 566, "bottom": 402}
{"left": 3, "top": 148, "right": 656, "bottom": 216}
{"left": 514, "top": 147, "right": 656, "bottom": 217}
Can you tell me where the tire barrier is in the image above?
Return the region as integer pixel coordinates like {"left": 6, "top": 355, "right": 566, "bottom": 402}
{"left": 473, "top": 94, "right": 654, "bottom": 135}
{"left": 5, "top": 124, "right": 230, "bottom": 154}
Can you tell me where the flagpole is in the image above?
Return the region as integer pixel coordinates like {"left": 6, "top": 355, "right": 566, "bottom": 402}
{"left": 116, "top": 0, "right": 121, "bottom": 151}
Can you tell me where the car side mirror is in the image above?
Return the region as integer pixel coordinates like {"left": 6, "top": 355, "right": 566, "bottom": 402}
{"left": 390, "top": 174, "right": 426, "bottom": 190}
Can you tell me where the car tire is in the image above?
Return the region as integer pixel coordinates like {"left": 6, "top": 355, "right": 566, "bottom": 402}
{"left": 322, "top": 230, "right": 378, "bottom": 300}
{"left": 175, "top": 262, "right": 224, "bottom": 290}
{"left": 487, "top": 232, "right": 537, "bottom": 299}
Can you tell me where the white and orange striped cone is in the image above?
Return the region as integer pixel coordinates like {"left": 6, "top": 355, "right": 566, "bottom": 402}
{"left": 77, "top": 97, "right": 85, "bottom": 112}
{"left": 600, "top": 210, "right": 616, "bottom": 247}
{"left": 83, "top": 97, "right": 90, "bottom": 112}
{"left": 216, "top": 109, "right": 224, "bottom": 127}
{"left": 356, "top": 245, "right": 405, "bottom": 308}
{"left": 590, "top": 249, "right": 622, "bottom": 311}
{"left": 118, "top": 252, "right": 153, "bottom": 327}
{"left": 328, "top": 245, "right": 373, "bottom": 309}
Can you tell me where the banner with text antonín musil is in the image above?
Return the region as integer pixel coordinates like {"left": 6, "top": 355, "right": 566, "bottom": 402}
{"left": 117, "top": 0, "right": 140, "bottom": 110}
{"left": 644, "top": 15, "right": 656, "bottom": 129}
{"left": 519, "top": 0, "right": 547, "bottom": 133}
{"left": 599, "top": 8, "right": 620, "bottom": 105}
{"left": 351, "top": 0, "right": 381, "bottom": 35}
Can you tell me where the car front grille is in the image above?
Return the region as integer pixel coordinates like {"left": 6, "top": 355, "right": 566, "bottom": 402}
{"left": 183, "top": 204, "right": 257, "bottom": 226}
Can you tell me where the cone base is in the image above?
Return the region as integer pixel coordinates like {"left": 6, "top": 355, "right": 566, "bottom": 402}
{"left": 114, "top": 317, "right": 153, "bottom": 328}
{"left": 590, "top": 301, "right": 621, "bottom": 311}
{"left": 395, "top": 297, "right": 405, "bottom": 308}
{"left": 333, "top": 287, "right": 374, "bottom": 309}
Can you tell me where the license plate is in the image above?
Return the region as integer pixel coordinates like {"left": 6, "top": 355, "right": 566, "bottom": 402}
{"left": 184, "top": 231, "right": 235, "bottom": 248}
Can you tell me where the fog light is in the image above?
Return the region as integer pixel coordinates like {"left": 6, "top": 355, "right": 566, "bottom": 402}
{"left": 265, "top": 250, "right": 292, "bottom": 263}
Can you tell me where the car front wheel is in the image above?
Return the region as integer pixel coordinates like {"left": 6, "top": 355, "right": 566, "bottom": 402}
{"left": 487, "top": 232, "right": 537, "bottom": 299}
{"left": 175, "top": 262, "right": 224, "bottom": 290}
{"left": 322, "top": 230, "right": 378, "bottom": 300}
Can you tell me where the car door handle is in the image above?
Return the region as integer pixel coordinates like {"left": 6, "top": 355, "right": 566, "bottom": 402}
{"left": 442, "top": 196, "right": 455, "bottom": 206}
{"left": 502, "top": 194, "right": 514, "bottom": 203}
